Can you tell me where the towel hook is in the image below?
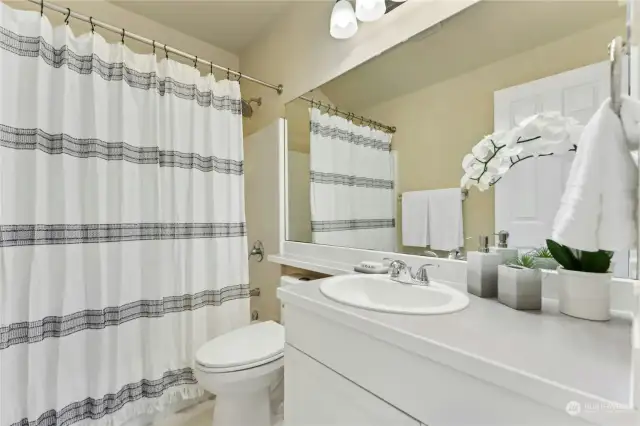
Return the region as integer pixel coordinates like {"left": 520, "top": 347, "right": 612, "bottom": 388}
{"left": 609, "top": 36, "right": 625, "bottom": 117}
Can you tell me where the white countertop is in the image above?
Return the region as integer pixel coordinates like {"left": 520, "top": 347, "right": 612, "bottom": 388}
{"left": 278, "top": 278, "right": 634, "bottom": 406}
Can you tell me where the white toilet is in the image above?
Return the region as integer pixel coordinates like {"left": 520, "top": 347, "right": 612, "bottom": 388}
{"left": 194, "top": 320, "right": 285, "bottom": 426}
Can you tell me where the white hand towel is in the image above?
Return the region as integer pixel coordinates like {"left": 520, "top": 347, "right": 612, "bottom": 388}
{"left": 621, "top": 95, "right": 640, "bottom": 149}
{"left": 552, "top": 98, "right": 638, "bottom": 252}
{"left": 427, "top": 188, "right": 464, "bottom": 251}
{"left": 402, "top": 191, "right": 430, "bottom": 247}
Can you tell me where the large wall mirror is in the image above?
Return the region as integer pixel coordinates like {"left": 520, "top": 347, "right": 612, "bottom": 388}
{"left": 285, "top": 1, "right": 633, "bottom": 276}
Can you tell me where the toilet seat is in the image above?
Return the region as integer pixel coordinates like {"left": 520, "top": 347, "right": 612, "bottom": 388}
{"left": 195, "top": 321, "right": 284, "bottom": 373}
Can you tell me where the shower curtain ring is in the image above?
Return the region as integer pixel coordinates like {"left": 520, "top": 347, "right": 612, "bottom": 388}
{"left": 237, "top": 72, "right": 242, "bottom": 82}
{"left": 194, "top": 56, "right": 198, "bottom": 68}
{"left": 40, "top": 0, "right": 43, "bottom": 17}
{"left": 210, "top": 62, "right": 213, "bottom": 75}
{"left": 64, "top": 8, "right": 71, "bottom": 25}
{"left": 89, "top": 17, "right": 95, "bottom": 33}
{"left": 226, "top": 68, "right": 230, "bottom": 80}
{"left": 152, "top": 40, "right": 155, "bottom": 54}
{"left": 164, "top": 45, "right": 168, "bottom": 59}
{"left": 121, "top": 29, "right": 125, "bottom": 45}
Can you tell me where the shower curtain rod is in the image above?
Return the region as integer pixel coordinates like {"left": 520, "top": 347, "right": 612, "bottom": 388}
{"left": 27, "top": 0, "right": 284, "bottom": 94}
{"left": 300, "top": 95, "right": 397, "bottom": 134}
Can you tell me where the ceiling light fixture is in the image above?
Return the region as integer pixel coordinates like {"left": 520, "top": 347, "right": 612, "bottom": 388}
{"left": 355, "top": 0, "right": 386, "bottom": 22}
{"left": 330, "top": 0, "right": 358, "bottom": 39}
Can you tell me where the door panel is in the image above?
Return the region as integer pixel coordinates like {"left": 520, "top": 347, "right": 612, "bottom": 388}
{"left": 494, "top": 61, "right": 630, "bottom": 276}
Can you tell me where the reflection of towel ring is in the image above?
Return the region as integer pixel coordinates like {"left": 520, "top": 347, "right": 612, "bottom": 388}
{"left": 249, "top": 240, "right": 264, "bottom": 262}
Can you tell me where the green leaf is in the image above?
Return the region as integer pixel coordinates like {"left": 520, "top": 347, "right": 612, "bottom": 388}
{"left": 546, "top": 239, "right": 581, "bottom": 271}
{"left": 580, "top": 250, "right": 611, "bottom": 273}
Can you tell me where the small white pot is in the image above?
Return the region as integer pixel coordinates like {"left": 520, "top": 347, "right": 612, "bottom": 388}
{"left": 498, "top": 265, "right": 541, "bottom": 310}
{"left": 557, "top": 268, "right": 612, "bottom": 321}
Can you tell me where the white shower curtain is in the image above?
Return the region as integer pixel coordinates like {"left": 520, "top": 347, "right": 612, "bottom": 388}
{"left": 309, "top": 108, "right": 396, "bottom": 251}
{"left": 0, "top": 4, "right": 249, "bottom": 426}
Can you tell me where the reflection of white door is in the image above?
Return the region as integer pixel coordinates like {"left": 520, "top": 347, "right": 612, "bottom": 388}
{"left": 494, "top": 61, "right": 629, "bottom": 276}
{"left": 244, "top": 119, "right": 285, "bottom": 322}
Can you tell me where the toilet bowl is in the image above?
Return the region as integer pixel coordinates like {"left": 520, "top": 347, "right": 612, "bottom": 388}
{"left": 194, "top": 321, "right": 284, "bottom": 426}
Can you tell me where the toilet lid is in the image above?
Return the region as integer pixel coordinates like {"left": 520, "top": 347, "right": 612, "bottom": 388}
{"left": 195, "top": 321, "right": 284, "bottom": 369}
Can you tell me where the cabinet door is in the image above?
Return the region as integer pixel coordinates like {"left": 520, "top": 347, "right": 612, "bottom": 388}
{"left": 284, "top": 344, "right": 420, "bottom": 426}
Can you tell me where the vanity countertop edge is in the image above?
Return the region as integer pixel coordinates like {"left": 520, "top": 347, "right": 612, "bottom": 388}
{"left": 277, "top": 276, "right": 639, "bottom": 424}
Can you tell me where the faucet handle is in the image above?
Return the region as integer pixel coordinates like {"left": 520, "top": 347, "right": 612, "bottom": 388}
{"left": 414, "top": 264, "right": 439, "bottom": 285}
{"left": 388, "top": 259, "right": 408, "bottom": 278}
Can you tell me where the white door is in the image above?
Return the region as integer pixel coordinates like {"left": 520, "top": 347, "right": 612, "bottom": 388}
{"left": 244, "top": 119, "right": 286, "bottom": 322}
{"left": 494, "top": 60, "right": 629, "bottom": 276}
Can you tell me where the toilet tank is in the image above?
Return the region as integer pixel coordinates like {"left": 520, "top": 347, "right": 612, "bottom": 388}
{"left": 280, "top": 275, "right": 315, "bottom": 324}
{"left": 280, "top": 274, "right": 313, "bottom": 286}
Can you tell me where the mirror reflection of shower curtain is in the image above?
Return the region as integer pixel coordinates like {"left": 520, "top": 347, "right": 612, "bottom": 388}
{"left": 309, "top": 108, "right": 396, "bottom": 251}
{"left": 0, "top": 4, "right": 249, "bottom": 426}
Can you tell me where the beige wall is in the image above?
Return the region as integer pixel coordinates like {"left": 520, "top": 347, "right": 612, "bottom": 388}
{"left": 287, "top": 90, "right": 335, "bottom": 154}
{"left": 357, "top": 15, "right": 625, "bottom": 253}
{"left": 239, "top": 0, "right": 479, "bottom": 138}
{"left": 5, "top": 0, "right": 238, "bottom": 75}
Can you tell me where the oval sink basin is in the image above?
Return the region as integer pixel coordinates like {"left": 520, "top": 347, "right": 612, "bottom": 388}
{"left": 319, "top": 275, "right": 469, "bottom": 315}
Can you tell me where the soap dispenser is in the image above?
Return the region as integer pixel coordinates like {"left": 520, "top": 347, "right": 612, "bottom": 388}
{"left": 467, "top": 235, "right": 502, "bottom": 298}
{"left": 489, "top": 230, "right": 519, "bottom": 264}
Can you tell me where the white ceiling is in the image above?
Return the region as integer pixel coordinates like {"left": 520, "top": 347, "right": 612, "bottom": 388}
{"left": 111, "top": 0, "right": 293, "bottom": 54}
{"left": 319, "top": 1, "right": 626, "bottom": 112}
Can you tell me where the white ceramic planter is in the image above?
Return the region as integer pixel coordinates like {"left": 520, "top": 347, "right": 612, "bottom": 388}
{"left": 497, "top": 265, "right": 541, "bottom": 310}
{"left": 557, "top": 268, "right": 612, "bottom": 321}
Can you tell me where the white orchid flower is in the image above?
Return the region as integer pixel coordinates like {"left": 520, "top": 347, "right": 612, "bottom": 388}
{"left": 461, "top": 111, "right": 583, "bottom": 191}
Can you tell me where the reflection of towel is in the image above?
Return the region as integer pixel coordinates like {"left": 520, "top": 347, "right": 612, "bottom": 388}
{"left": 552, "top": 98, "right": 638, "bottom": 251}
{"left": 402, "top": 191, "right": 429, "bottom": 247}
{"left": 428, "top": 189, "right": 464, "bottom": 250}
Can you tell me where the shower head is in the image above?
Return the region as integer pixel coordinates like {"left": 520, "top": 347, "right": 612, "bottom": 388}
{"left": 241, "top": 97, "right": 262, "bottom": 118}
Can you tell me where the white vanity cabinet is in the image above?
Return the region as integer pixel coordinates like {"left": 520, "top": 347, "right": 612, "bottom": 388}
{"left": 281, "top": 301, "right": 598, "bottom": 426}
{"left": 285, "top": 344, "right": 420, "bottom": 426}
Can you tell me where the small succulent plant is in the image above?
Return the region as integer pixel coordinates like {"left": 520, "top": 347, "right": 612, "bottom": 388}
{"left": 531, "top": 246, "right": 553, "bottom": 259}
{"left": 506, "top": 253, "right": 536, "bottom": 269}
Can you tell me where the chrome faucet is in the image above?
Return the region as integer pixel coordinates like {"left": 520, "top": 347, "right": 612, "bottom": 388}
{"left": 388, "top": 260, "right": 438, "bottom": 286}
{"left": 448, "top": 248, "right": 465, "bottom": 260}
